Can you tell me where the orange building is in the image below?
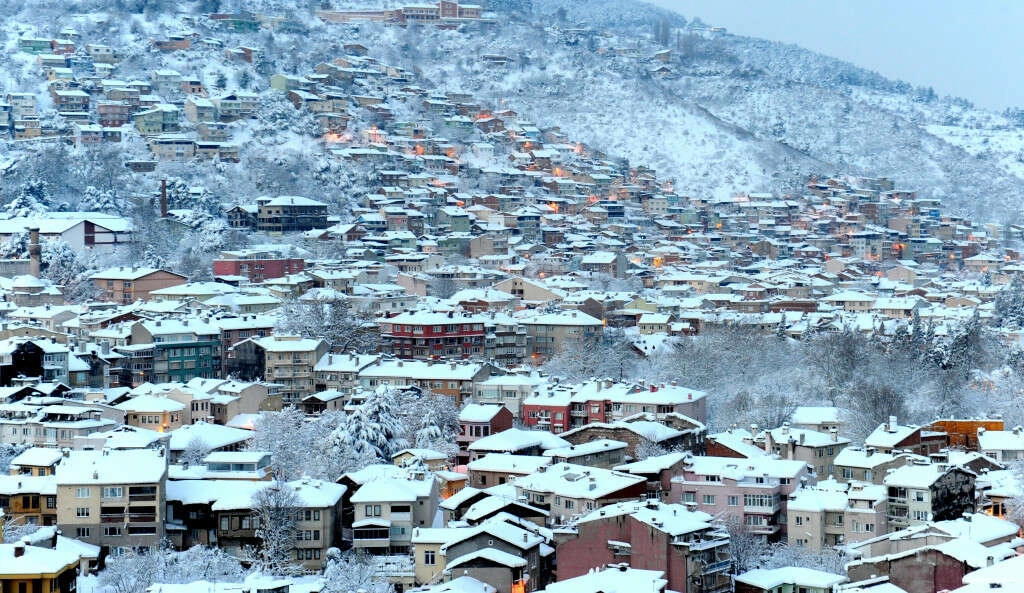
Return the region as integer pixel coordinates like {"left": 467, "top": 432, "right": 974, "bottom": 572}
{"left": 927, "top": 418, "right": 1005, "bottom": 451}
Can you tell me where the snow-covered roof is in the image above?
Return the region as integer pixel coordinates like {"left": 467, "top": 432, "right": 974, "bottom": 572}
{"left": 467, "top": 454, "right": 550, "bottom": 474}
{"left": 0, "top": 543, "right": 79, "bottom": 576}
{"left": 734, "top": 567, "right": 847, "bottom": 589}
{"left": 468, "top": 428, "right": 569, "bottom": 453}
{"left": 458, "top": 404, "right": 506, "bottom": 423}
{"left": 56, "top": 449, "right": 167, "bottom": 485}
{"left": 514, "top": 462, "right": 645, "bottom": 500}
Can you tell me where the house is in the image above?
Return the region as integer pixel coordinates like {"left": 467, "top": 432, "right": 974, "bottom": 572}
{"left": 212, "top": 250, "right": 306, "bottom": 283}
{"left": 977, "top": 426, "right": 1024, "bottom": 462}
{"left": 884, "top": 461, "right": 976, "bottom": 528}
{"left": 517, "top": 310, "right": 604, "bottom": 360}
{"left": 379, "top": 310, "right": 488, "bottom": 360}
{"left": 555, "top": 499, "right": 731, "bottom": 593}
{"left": 357, "top": 359, "right": 499, "bottom": 404}
{"left": 846, "top": 538, "right": 1015, "bottom": 593}
{"left": 0, "top": 541, "right": 80, "bottom": 593}
{"left": 256, "top": 196, "right": 329, "bottom": 233}
{"left": 733, "top": 567, "right": 847, "bottom": 593}
{"left": 436, "top": 517, "right": 550, "bottom": 593}
{"left": 0, "top": 474, "right": 57, "bottom": 527}
{"left": 467, "top": 428, "right": 570, "bottom": 461}
{"left": 209, "top": 478, "right": 346, "bottom": 570}
{"left": 512, "top": 463, "right": 648, "bottom": 527}
{"left": 539, "top": 564, "right": 667, "bottom": 593}
{"left": 465, "top": 455, "right": 550, "bottom": 490}
{"left": 865, "top": 416, "right": 948, "bottom": 456}
{"left": 456, "top": 404, "right": 515, "bottom": 465}
{"left": 349, "top": 467, "right": 439, "bottom": 555}
{"left": 833, "top": 447, "right": 912, "bottom": 485}
{"left": 89, "top": 268, "right": 187, "bottom": 304}
{"left": 761, "top": 423, "right": 850, "bottom": 477}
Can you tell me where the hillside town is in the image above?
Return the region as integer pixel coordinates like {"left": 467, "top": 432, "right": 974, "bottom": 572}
{"left": 3, "top": 3, "right": 1024, "bottom": 593}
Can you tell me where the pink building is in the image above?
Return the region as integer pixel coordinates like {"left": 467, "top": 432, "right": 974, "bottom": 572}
{"left": 670, "top": 455, "right": 813, "bottom": 541}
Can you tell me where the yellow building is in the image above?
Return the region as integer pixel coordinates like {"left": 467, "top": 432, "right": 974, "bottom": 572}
{"left": 0, "top": 541, "right": 80, "bottom": 593}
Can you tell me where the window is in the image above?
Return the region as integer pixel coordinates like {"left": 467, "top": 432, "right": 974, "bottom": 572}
{"left": 914, "top": 490, "right": 926, "bottom": 502}
{"left": 313, "top": 530, "right": 320, "bottom": 541}
{"left": 102, "top": 487, "right": 123, "bottom": 499}
{"left": 314, "top": 510, "right": 320, "bottom": 520}
{"left": 727, "top": 496, "right": 739, "bottom": 507}
{"left": 795, "top": 516, "right": 803, "bottom": 526}
{"left": 534, "top": 494, "right": 545, "bottom": 503}
{"left": 681, "top": 492, "right": 696, "bottom": 504}
{"left": 220, "top": 516, "right": 229, "bottom": 530}
{"left": 104, "top": 527, "right": 121, "bottom": 537}
{"left": 76, "top": 527, "right": 91, "bottom": 538}
{"left": 424, "top": 550, "right": 436, "bottom": 565}
{"left": 702, "top": 495, "right": 715, "bottom": 505}
{"left": 564, "top": 500, "right": 574, "bottom": 510}
{"left": 841, "top": 468, "right": 854, "bottom": 479}
{"left": 76, "top": 487, "right": 91, "bottom": 498}
{"left": 241, "top": 516, "right": 251, "bottom": 530}
{"left": 76, "top": 507, "right": 90, "bottom": 518}
{"left": 46, "top": 496, "right": 56, "bottom": 509}
{"left": 365, "top": 505, "right": 381, "bottom": 517}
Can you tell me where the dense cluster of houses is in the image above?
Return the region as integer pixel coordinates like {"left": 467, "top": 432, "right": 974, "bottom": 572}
{"left": 7, "top": 10, "right": 1024, "bottom": 593}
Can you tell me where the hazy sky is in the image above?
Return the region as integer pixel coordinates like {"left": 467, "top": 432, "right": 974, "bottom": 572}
{"left": 649, "top": 0, "right": 1024, "bottom": 111}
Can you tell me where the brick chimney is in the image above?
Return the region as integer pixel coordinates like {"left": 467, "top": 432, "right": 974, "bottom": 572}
{"left": 28, "top": 227, "right": 40, "bottom": 278}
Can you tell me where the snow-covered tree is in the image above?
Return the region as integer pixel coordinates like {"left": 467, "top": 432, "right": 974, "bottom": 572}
{"left": 40, "top": 240, "right": 96, "bottom": 303}
{"left": 250, "top": 484, "right": 301, "bottom": 576}
{"left": 322, "top": 548, "right": 394, "bottom": 593}
{"left": 332, "top": 390, "right": 406, "bottom": 461}
{"left": 181, "top": 437, "right": 211, "bottom": 467}
{"left": 100, "top": 545, "right": 245, "bottom": 593}
{"left": 395, "top": 389, "right": 460, "bottom": 455}
{"left": 276, "top": 297, "right": 379, "bottom": 353}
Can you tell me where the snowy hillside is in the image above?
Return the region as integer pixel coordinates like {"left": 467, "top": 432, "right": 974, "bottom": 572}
{"left": 342, "top": 0, "right": 1024, "bottom": 220}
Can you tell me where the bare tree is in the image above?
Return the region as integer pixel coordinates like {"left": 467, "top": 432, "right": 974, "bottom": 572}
{"left": 250, "top": 484, "right": 302, "bottom": 576}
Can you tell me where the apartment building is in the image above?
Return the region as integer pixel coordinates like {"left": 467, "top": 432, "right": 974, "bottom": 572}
{"left": 89, "top": 267, "right": 187, "bottom": 304}
{"left": 670, "top": 456, "right": 813, "bottom": 541}
{"left": 761, "top": 423, "right": 850, "bottom": 477}
{"left": 884, "top": 461, "right": 975, "bottom": 529}
{"left": 226, "top": 336, "right": 329, "bottom": 405}
{"left": 557, "top": 499, "right": 732, "bottom": 593}
{"left": 512, "top": 463, "right": 647, "bottom": 528}
{"left": 786, "top": 481, "right": 888, "bottom": 550}
{"left": 350, "top": 469, "right": 439, "bottom": 555}
{"left": 55, "top": 448, "right": 168, "bottom": 554}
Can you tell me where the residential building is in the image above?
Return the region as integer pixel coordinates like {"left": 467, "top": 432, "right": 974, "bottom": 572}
{"left": 89, "top": 268, "right": 187, "bottom": 304}
{"left": 884, "top": 461, "right": 976, "bottom": 528}
{"left": 55, "top": 448, "right": 168, "bottom": 553}
{"left": 555, "top": 499, "right": 732, "bottom": 593}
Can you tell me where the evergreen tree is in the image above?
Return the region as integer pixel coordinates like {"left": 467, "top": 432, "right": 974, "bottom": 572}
{"left": 994, "top": 274, "right": 1024, "bottom": 329}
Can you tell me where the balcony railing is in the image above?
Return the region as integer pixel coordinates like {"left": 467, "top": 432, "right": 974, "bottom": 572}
{"left": 702, "top": 560, "right": 732, "bottom": 574}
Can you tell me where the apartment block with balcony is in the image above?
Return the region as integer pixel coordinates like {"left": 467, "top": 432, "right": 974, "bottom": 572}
{"left": 786, "top": 481, "right": 888, "bottom": 550}
{"left": 55, "top": 448, "right": 168, "bottom": 554}
{"left": 349, "top": 470, "right": 439, "bottom": 555}
{"left": 670, "top": 456, "right": 813, "bottom": 541}
{"left": 884, "top": 461, "right": 975, "bottom": 529}
{"left": 225, "top": 336, "right": 329, "bottom": 405}
{"left": 379, "top": 310, "right": 487, "bottom": 360}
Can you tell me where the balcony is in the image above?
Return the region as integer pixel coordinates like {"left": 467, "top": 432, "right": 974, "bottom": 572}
{"left": 744, "top": 523, "right": 779, "bottom": 535}
{"left": 887, "top": 497, "right": 907, "bottom": 505}
{"left": 702, "top": 560, "right": 732, "bottom": 574}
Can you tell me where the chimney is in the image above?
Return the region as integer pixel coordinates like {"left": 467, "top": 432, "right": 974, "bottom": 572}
{"left": 888, "top": 415, "right": 898, "bottom": 431}
{"left": 13, "top": 541, "right": 25, "bottom": 558}
{"left": 28, "top": 227, "right": 40, "bottom": 278}
{"left": 830, "top": 428, "right": 839, "bottom": 442}
{"left": 866, "top": 446, "right": 875, "bottom": 457}
{"left": 650, "top": 384, "right": 656, "bottom": 393}
{"left": 160, "top": 179, "right": 168, "bottom": 218}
